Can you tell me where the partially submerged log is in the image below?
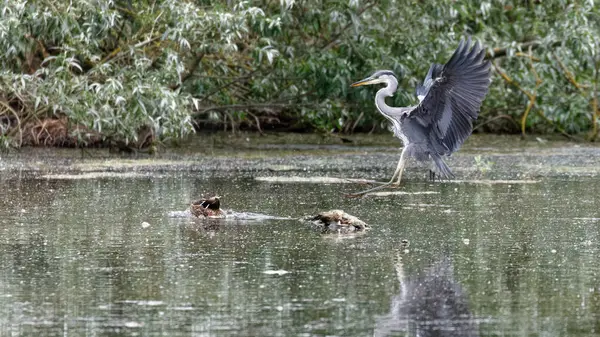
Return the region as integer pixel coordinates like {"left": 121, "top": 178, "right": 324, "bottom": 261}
{"left": 308, "top": 210, "right": 370, "bottom": 234}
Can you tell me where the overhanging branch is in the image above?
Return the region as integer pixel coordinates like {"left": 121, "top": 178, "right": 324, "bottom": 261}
{"left": 487, "top": 40, "right": 561, "bottom": 59}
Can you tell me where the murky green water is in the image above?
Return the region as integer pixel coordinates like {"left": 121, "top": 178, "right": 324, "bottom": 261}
{"left": 0, "top": 174, "right": 599, "bottom": 336}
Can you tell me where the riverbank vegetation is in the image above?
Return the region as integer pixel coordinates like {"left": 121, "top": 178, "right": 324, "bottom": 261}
{"left": 0, "top": 0, "right": 598, "bottom": 150}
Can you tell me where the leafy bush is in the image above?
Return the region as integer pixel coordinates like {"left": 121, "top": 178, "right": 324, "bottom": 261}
{"left": 0, "top": 0, "right": 598, "bottom": 149}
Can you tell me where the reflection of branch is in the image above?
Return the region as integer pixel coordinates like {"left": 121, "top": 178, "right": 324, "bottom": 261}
{"left": 553, "top": 53, "right": 590, "bottom": 90}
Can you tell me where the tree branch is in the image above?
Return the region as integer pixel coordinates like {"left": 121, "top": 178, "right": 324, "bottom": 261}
{"left": 99, "top": 35, "right": 161, "bottom": 65}
{"left": 493, "top": 63, "right": 533, "bottom": 100}
{"left": 553, "top": 52, "right": 590, "bottom": 90}
{"left": 590, "top": 58, "right": 599, "bottom": 141}
{"left": 170, "top": 52, "right": 205, "bottom": 90}
{"left": 196, "top": 67, "right": 263, "bottom": 102}
{"left": 0, "top": 99, "right": 23, "bottom": 147}
{"left": 487, "top": 40, "right": 561, "bottom": 59}
{"left": 192, "top": 102, "right": 317, "bottom": 118}
{"left": 193, "top": 103, "right": 288, "bottom": 116}
{"left": 515, "top": 52, "right": 540, "bottom": 61}
{"left": 320, "top": 1, "right": 377, "bottom": 51}
{"left": 534, "top": 109, "right": 583, "bottom": 141}
{"left": 493, "top": 59, "right": 541, "bottom": 136}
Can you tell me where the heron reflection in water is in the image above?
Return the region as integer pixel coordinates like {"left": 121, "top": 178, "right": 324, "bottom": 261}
{"left": 349, "top": 38, "right": 491, "bottom": 197}
{"left": 373, "top": 255, "right": 479, "bottom": 337}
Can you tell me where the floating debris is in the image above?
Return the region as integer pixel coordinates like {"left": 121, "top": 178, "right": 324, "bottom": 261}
{"left": 227, "top": 211, "right": 291, "bottom": 221}
{"left": 41, "top": 172, "right": 164, "bottom": 179}
{"left": 263, "top": 270, "right": 290, "bottom": 275}
{"left": 367, "top": 191, "right": 440, "bottom": 197}
{"left": 124, "top": 321, "right": 144, "bottom": 328}
{"left": 255, "top": 176, "right": 377, "bottom": 184}
{"left": 120, "top": 300, "right": 165, "bottom": 306}
{"left": 266, "top": 165, "right": 299, "bottom": 172}
{"left": 167, "top": 210, "right": 193, "bottom": 218}
{"left": 308, "top": 210, "right": 369, "bottom": 234}
{"left": 141, "top": 221, "right": 151, "bottom": 229}
{"left": 442, "top": 179, "right": 539, "bottom": 184}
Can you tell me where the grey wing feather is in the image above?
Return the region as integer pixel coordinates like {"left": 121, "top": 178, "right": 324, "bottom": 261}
{"left": 415, "top": 63, "right": 443, "bottom": 101}
{"left": 408, "top": 37, "right": 491, "bottom": 154}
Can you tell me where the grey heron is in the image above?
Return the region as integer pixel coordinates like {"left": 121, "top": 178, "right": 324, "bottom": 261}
{"left": 349, "top": 38, "right": 491, "bottom": 196}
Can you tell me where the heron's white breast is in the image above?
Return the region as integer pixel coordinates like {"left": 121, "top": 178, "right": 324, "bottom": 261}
{"left": 394, "top": 124, "right": 408, "bottom": 145}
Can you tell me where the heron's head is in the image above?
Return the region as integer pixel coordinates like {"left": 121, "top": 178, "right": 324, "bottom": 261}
{"left": 351, "top": 70, "right": 397, "bottom": 87}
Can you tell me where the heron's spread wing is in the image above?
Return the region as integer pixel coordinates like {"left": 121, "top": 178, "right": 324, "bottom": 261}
{"left": 415, "top": 63, "right": 443, "bottom": 102}
{"left": 408, "top": 38, "right": 491, "bottom": 155}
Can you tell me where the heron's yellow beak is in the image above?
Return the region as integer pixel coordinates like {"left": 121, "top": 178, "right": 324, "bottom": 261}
{"left": 351, "top": 78, "right": 378, "bottom": 87}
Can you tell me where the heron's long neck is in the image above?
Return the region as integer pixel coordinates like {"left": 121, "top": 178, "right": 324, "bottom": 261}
{"left": 375, "top": 77, "right": 405, "bottom": 122}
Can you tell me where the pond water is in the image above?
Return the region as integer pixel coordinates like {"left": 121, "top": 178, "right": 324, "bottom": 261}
{"left": 1, "top": 171, "right": 599, "bottom": 336}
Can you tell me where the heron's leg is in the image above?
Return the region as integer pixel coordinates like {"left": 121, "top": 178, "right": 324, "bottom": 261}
{"left": 345, "top": 148, "right": 408, "bottom": 197}
{"left": 391, "top": 148, "right": 408, "bottom": 186}
{"left": 344, "top": 180, "right": 394, "bottom": 197}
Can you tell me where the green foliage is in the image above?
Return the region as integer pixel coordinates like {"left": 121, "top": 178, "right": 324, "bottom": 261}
{"left": 0, "top": 0, "right": 599, "bottom": 149}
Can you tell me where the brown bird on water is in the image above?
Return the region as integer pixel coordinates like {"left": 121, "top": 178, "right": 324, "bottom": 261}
{"left": 190, "top": 195, "right": 225, "bottom": 218}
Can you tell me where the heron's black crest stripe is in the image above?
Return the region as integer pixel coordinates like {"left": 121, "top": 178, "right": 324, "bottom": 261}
{"left": 372, "top": 70, "right": 396, "bottom": 78}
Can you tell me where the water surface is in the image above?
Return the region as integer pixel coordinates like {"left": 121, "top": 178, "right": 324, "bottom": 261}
{"left": 0, "top": 174, "right": 599, "bottom": 336}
